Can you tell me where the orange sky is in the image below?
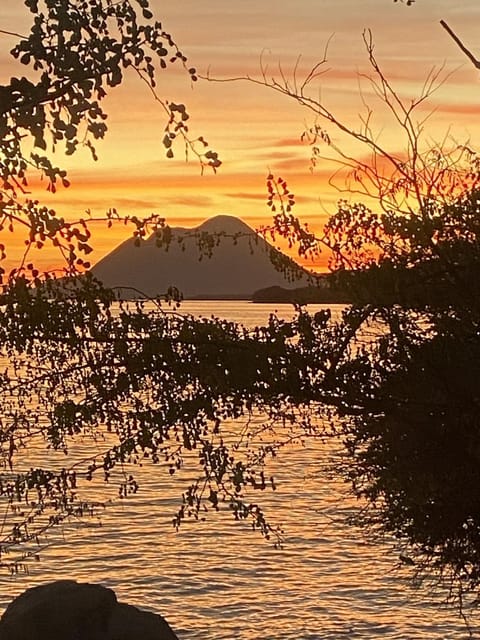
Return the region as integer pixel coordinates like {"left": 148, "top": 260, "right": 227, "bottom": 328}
{"left": 1, "top": 0, "right": 480, "bottom": 272}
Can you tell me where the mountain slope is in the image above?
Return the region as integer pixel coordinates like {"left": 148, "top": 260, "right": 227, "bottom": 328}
{"left": 91, "top": 215, "right": 311, "bottom": 299}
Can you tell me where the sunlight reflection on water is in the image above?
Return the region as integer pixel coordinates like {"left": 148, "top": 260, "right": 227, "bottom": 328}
{"left": 0, "top": 302, "right": 474, "bottom": 639}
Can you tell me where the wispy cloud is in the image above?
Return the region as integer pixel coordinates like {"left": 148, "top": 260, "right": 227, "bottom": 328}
{"left": 3, "top": 0, "right": 479, "bottom": 273}
{"left": 223, "top": 192, "right": 266, "bottom": 201}
{"left": 157, "top": 195, "right": 214, "bottom": 208}
{"left": 225, "top": 191, "right": 320, "bottom": 205}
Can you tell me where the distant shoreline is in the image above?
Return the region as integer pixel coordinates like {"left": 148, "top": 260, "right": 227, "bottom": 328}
{"left": 250, "top": 285, "right": 352, "bottom": 305}
{"left": 106, "top": 286, "right": 351, "bottom": 304}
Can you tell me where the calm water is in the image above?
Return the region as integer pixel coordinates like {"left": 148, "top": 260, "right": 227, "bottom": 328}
{"left": 0, "top": 301, "right": 475, "bottom": 638}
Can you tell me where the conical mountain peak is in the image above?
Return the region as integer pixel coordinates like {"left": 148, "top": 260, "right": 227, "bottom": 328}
{"left": 195, "top": 215, "right": 254, "bottom": 234}
{"left": 92, "top": 215, "right": 309, "bottom": 299}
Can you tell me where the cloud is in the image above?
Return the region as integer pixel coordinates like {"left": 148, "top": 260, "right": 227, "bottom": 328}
{"left": 268, "top": 157, "right": 310, "bottom": 172}
{"left": 271, "top": 137, "right": 306, "bottom": 147}
{"left": 223, "top": 192, "right": 266, "bottom": 201}
{"left": 250, "top": 150, "right": 312, "bottom": 170}
{"left": 158, "top": 195, "right": 214, "bottom": 208}
{"left": 436, "top": 102, "right": 480, "bottom": 116}
{"left": 224, "top": 191, "right": 321, "bottom": 206}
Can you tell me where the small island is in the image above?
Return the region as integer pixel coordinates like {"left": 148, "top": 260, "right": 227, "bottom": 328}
{"left": 251, "top": 281, "right": 352, "bottom": 305}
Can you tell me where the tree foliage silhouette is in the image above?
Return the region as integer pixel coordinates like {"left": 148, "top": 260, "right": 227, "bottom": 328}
{"left": 0, "top": 0, "right": 220, "bottom": 280}
{"left": 232, "top": 29, "right": 480, "bottom": 610}
{"left": 2, "top": 0, "right": 480, "bottom": 619}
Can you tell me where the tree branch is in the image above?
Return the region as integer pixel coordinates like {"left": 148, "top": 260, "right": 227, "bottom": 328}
{"left": 440, "top": 20, "right": 480, "bottom": 70}
{"left": 0, "top": 28, "right": 27, "bottom": 40}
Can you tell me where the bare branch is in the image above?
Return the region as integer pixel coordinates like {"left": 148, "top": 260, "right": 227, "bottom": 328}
{"left": 0, "top": 28, "right": 27, "bottom": 40}
{"left": 440, "top": 20, "right": 480, "bottom": 70}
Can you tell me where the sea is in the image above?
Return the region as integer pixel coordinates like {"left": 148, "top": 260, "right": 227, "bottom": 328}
{"left": 0, "top": 301, "right": 475, "bottom": 639}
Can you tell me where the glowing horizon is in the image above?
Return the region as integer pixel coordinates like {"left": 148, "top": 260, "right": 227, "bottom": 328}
{"left": 1, "top": 0, "right": 479, "bottom": 273}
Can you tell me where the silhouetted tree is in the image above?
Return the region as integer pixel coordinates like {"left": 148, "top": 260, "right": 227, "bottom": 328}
{"left": 3, "top": 0, "right": 480, "bottom": 621}
{"left": 0, "top": 0, "right": 220, "bottom": 280}
{"left": 224, "top": 28, "right": 480, "bottom": 611}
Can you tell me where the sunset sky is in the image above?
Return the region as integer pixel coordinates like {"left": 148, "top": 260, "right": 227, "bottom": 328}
{"left": 1, "top": 0, "right": 480, "bottom": 271}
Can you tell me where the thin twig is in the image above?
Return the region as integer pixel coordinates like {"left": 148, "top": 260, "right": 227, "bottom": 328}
{"left": 0, "top": 28, "right": 27, "bottom": 40}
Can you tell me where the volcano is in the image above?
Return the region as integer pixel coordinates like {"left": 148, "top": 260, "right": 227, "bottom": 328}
{"left": 91, "top": 215, "right": 311, "bottom": 299}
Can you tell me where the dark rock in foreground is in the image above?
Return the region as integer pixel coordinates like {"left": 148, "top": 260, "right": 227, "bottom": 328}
{"left": 0, "top": 580, "right": 179, "bottom": 640}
